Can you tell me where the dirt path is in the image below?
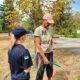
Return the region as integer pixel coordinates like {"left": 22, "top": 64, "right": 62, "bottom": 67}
{"left": 0, "top": 34, "right": 80, "bottom": 80}
{"left": 0, "top": 39, "right": 10, "bottom": 80}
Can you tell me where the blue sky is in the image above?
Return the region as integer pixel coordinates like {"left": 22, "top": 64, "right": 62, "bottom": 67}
{"left": 71, "top": 0, "right": 80, "bottom": 12}
{"left": 0, "top": 0, "right": 80, "bottom": 12}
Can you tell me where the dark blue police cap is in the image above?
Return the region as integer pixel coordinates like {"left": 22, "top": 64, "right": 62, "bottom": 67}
{"left": 12, "top": 27, "right": 30, "bottom": 38}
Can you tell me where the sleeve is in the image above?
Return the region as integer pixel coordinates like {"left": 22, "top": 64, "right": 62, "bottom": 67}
{"left": 22, "top": 50, "right": 33, "bottom": 69}
{"left": 34, "top": 28, "right": 41, "bottom": 37}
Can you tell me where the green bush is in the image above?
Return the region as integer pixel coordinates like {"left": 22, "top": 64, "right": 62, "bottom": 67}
{"left": 0, "top": 25, "right": 3, "bottom": 32}
{"left": 0, "top": 25, "right": 8, "bottom": 33}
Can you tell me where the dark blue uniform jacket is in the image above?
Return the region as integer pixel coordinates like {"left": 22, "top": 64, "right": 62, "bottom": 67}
{"left": 8, "top": 44, "right": 33, "bottom": 80}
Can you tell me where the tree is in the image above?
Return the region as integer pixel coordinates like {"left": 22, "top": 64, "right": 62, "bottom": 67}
{"left": 51, "top": 0, "right": 76, "bottom": 36}
{"left": 73, "top": 12, "right": 80, "bottom": 29}
{"left": 4, "top": 0, "right": 22, "bottom": 33}
{"left": 16, "top": 0, "right": 43, "bottom": 32}
{"left": 0, "top": 4, "right": 5, "bottom": 31}
{"left": 16, "top": 0, "right": 76, "bottom": 35}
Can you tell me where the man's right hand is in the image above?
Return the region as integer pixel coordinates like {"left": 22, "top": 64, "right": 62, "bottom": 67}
{"left": 43, "top": 57, "right": 49, "bottom": 64}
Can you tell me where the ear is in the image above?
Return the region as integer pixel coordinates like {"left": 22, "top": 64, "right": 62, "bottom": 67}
{"left": 19, "top": 36, "right": 23, "bottom": 40}
{"left": 20, "top": 35, "right": 24, "bottom": 39}
{"left": 21, "top": 35, "right": 26, "bottom": 40}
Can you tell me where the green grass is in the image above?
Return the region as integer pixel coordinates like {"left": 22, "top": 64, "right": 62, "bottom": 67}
{"left": 76, "top": 34, "right": 80, "bottom": 38}
{"left": 63, "top": 34, "right": 80, "bottom": 38}
{"left": 76, "top": 75, "right": 80, "bottom": 80}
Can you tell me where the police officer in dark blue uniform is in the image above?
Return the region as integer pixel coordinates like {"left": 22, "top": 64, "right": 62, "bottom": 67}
{"left": 8, "top": 27, "right": 33, "bottom": 80}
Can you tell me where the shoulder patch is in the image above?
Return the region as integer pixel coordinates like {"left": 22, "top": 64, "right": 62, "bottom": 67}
{"left": 24, "top": 56, "right": 29, "bottom": 60}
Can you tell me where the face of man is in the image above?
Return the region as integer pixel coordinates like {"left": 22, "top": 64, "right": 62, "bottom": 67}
{"left": 42, "top": 19, "right": 51, "bottom": 28}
